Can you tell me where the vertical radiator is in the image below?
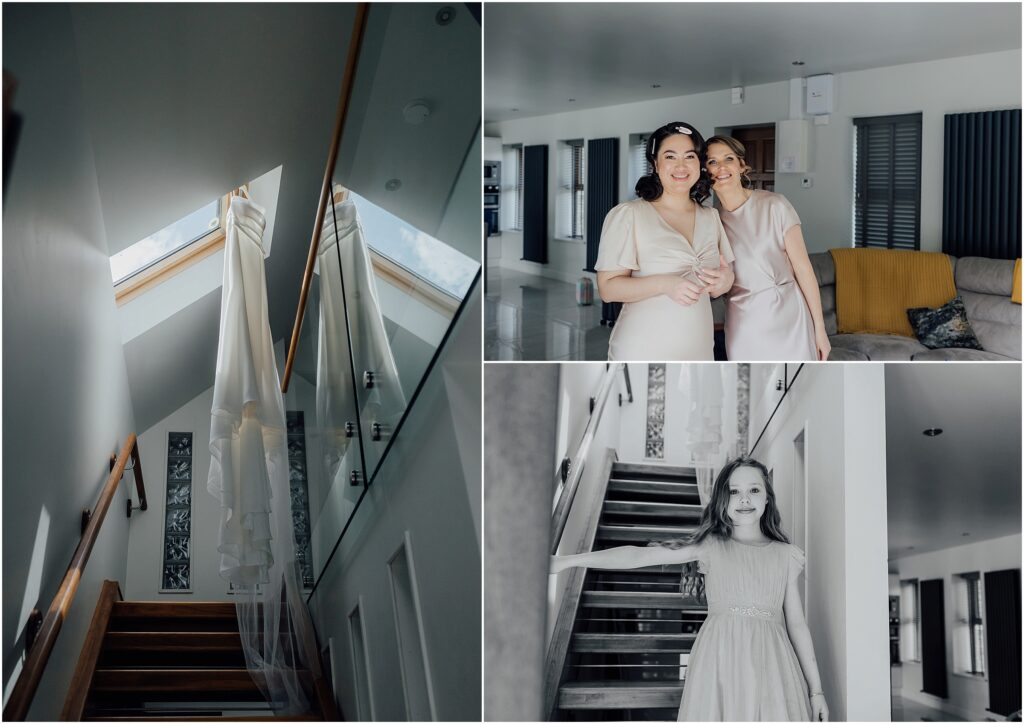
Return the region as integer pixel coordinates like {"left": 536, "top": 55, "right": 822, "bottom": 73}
{"left": 522, "top": 144, "right": 548, "bottom": 264}
{"left": 920, "top": 578, "right": 948, "bottom": 698}
{"left": 984, "top": 568, "right": 1021, "bottom": 716}
{"left": 943, "top": 109, "right": 1022, "bottom": 259}
{"left": 584, "top": 137, "right": 619, "bottom": 273}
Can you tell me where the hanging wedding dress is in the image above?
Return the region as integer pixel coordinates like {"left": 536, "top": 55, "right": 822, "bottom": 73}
{"left": 207, "top": 195, "right": 309, "bottom": 714}
{"left": 316, "top": 197, "right": 407, "bottom": 491}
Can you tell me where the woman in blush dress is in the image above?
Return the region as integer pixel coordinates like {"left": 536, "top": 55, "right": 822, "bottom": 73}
{"left": 706, "top": 136, "right": 830, "bottom": 361}
{"left": 595, "top": 121, "right": 735, "bottom": 361}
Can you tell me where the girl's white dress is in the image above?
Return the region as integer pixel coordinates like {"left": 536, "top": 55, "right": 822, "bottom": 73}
{"left": 679, "top": 536, "right": 812, "bottom": 721}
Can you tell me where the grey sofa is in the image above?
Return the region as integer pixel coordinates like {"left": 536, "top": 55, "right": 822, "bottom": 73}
{"left": 810, "top": 252, "right": 1021, "bottom": 361}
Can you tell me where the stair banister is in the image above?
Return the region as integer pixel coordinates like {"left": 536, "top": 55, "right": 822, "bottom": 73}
{"left": 549, "top": 363, "right": 623, "bottom": 555}
{"left": 281, "top": 1, "right": 370, "bottom": 394}
{"left": 3, "top": 434, "right": 144, "bottom": 721}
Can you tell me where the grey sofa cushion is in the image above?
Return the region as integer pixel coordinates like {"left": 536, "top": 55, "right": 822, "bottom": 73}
{"left": 955, "top": 256, "right": 1014, "bottom": 296}
{"left": 911, "top": 348, "right": 1015, "bottom": 361}
{"left": 829, "top": 333, "right": 929, "bottom": 360}
{"left": 827, "top": 346, "right": 869, "bottom": 361}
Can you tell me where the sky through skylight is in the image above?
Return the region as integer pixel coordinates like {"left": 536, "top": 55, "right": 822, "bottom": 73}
{"left": 110, "top": 200, "right": 220, "bottom": 284}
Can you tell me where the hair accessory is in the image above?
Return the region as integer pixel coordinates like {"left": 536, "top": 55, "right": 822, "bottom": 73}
{"left": 675, "top": 125, "right": 693, "bottom": 135}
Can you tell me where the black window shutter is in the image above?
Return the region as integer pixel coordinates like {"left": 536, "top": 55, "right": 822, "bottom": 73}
{"left": 943, "top": 109, "right": 1022, "bottom": 259}
{"left": 984, "top": 568, "right": 1021, "bottom": 716}
{"left": 920, "top": 578, "right": 948, "bottom": 698}
{"left": 854, "top": 113, "right": 922, "bottom": 250}
{"left": 585, "top": 138, "right": 619, "bottom": 273}
{"left": 522, "top": 144, "right": 548, "bottom": 263}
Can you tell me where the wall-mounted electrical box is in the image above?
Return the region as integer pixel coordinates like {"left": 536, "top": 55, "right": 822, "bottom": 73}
{"left": 777, "top": 119, "right": 810, "bottom": 173}
{"left": 806, "top": 74, "right": 834, "bottom": 115}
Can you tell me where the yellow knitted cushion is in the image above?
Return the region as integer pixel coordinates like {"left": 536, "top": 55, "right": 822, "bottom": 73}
{"left": 830, "top": 248, "right": 956, "bottom": 337}
{"left": 1012, "top": 259, "right": 1021, "bottom": 304}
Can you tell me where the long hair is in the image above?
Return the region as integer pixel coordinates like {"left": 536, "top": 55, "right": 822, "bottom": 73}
{"left": 635, "top": 121, "right": 712, "bottom": 204}
{"left": 706, "top": 134, "right": 754, "bottom": 189}
{"left": 652, "top": 456, "right": 789, "bottom": 598}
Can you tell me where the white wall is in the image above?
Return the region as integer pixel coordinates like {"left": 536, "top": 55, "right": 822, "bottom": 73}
{"left": 308, "top": 284, "right": 481, "bottom": 721}
{"left": 2, "top": 5, "right": 136, "bottom": 718}
{"left": 890, "top": 534, "right": 1022, "bottom": 721}
{"left": 486, "top": 50, "right": 1021, "bottom": 284}
{"left": 752, "top": 364, "right": 891, "bottom": 722}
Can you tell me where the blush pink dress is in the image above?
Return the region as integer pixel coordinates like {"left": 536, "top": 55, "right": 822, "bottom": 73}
{"left": 595, "top": 199, "right": 735, "bottom": 361}
{"left": 678, "top": 536, "right": 812, "bottom": 721}
{"left": 716, "top": 190, "right": 816, "bottom": 361}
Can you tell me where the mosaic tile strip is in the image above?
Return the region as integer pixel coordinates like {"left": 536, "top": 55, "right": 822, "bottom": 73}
{"left": 161, "top": 431, "right": 193, "bottom": 591}
{"left": 645, "top": 364, "right": 666, "bottom": 459}
{"left": 287, "top": 411, "right": 315, "bottom": 589}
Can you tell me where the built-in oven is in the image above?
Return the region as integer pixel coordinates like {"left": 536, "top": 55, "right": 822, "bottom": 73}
{"left": 484, "top": 184, "right": 500, "bottom": 207}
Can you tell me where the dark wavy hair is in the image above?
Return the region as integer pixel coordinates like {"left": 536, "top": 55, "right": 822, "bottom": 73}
{"left": 706, "top": 135, "right": 754, "bottom": 189}
{"left": 635, "top": 121, "right": 712, "bottom": 204}
{"left": 650, "top": 456, "right": 789, "bottom": 598}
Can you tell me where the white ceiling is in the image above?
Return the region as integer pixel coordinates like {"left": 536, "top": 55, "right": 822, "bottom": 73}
{"left": 484, "top": 2, "right": 1022, "bottom": 122}
{"left": 67, "top": 3, "right": 479, "bottom": 433}
{"left": 885, "top": 364, "right": 1021, "bottom": 559}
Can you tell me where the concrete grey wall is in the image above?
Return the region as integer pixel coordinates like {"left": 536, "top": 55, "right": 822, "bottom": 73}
{"left": 309, "top": 284, "right": 481, "bottom": 721}
{"left": 2, "top": 5, "right": 136, "bottom": 718}
{"left": 486, "top": 50, "right": 1021, "bottom": 285}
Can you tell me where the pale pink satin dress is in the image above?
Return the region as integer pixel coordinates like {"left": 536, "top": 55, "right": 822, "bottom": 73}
{"left": 716, "top": 190, "right": 816, "bottom": 361}
{"left": 595, "top": 199, "right": 735, "bottom": 361}
{"left": 678, "top": 537, "right": 812, "bottom": 721}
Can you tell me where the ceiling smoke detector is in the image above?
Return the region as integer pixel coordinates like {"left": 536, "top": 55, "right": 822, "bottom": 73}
{"left": 385, "top": 178, "right": 402, "bottom": 192}
{"left": 435, "top": 6, "right": 456, "bottom": 25}
{"left": 403, "top": 100, "right": 431, "bottom": 125}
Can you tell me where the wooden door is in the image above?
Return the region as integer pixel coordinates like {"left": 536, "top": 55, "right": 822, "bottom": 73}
{"left": 731, "top": 125, "right": 776, "bottom": 192}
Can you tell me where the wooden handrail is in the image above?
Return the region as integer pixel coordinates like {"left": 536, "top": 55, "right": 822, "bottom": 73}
{"left": 3, "top": 434, "right": 143, "bottom": 721}
{"left": 281, "top": 2, "right": 370, "bottom": 394}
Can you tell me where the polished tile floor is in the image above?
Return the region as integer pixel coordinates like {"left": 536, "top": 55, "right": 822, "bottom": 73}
{"left": 484, "top": 266, "right": 611, "bottom": 360}
{"left": 890, "top": 693, "right": 965, "bottom": 721}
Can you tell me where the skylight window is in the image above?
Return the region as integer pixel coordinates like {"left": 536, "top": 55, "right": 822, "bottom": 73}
{"left": 110, "top": 200, "right": 221, "bottom": 285}
{"left": 349, "top": 191, "right": 477, "bottom": 299}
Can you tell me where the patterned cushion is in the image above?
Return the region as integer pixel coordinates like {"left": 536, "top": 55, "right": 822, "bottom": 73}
{"left": 906, "top": 296, "right": 984, "bottom": 350}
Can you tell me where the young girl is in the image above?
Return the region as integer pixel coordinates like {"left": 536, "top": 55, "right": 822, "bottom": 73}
{"left": 551, "top": 457, "right": 829, "bottom": 722}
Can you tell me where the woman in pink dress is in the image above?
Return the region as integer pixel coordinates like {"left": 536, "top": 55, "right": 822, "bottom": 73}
{"left": 705, "top": 136, "right": 831, "bottom": 361}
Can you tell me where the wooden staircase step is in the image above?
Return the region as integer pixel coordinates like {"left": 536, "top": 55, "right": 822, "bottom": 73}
{"left": 611, "top": 462, "right": 696, "bottom": 480}
{"left": 558, "top": 680, "right": 685, "bottom": 709}
{"left": 571, "top": 632, "right": 697, "bottom": 653}
{"left": 85, "top": 716, "right": 318, "bottom": 721}
{"left": 89, "top": 668, "right": 268, "bottom": 701}
{"left": 581, "top": 590, "right": 708, "bottom": 610}
{"left": 99, "top": 631, "right": 246, "bottom": 667}
{"left": 109, "top": 602, "right": 240, "bottom": 632}
{"left": 607, "top": 479, "right": 700, "bottom": 497}
{"left": 603, "top": 500, "right": 703, "bottom": 517}
{"left": 596, "top": 524, "right": 694, "bottom": 542}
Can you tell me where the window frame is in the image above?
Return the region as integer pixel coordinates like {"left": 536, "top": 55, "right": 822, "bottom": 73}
{"left": 114, "top": 189, "right": 246, "bottom": 306}
{"left": 957, "top": 571, "right": 986, "bottom": 676}
{"left": 629, "top": 132, "right": 653, "bottom": 196}
{"left": 557, "top": 138, "right": 586, "bottom": 240}
{"left": 899, "top": 578, "right": 921, "bottom": 663}
{"left": 852, "top": 112, "right": 923, "bottom": 250}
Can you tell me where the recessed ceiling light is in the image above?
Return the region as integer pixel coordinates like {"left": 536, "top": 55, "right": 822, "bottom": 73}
{"left": 908, "top": 546, "right": 915, "bottom": 550}
{"left": 435, "top": 6, "right": 456, "bottom": 25}
{"left": 962, "top": 532, "right": 970, "bottom": 536}
{"left": 385, "top": 178, "right": 402, "bottom": 191}
{"left": 652, "top": 84, "right": 662, "bottom": 89}
{"left": 923, "top": 428, "right": 943, "bottom": 437}
{"left": 792, "top": 60, "right": 805, "bottom": 66}
{"left": 568, "top": 98, "right": 576, "bottom": 102}
{"left": 511, "top": 108, "right": 519, "bottom": 112}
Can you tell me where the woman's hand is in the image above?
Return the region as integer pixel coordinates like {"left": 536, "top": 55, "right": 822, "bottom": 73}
{"left": 698, "top": 257, "right": 734, "bottom": 298}
{"left": 814, "top": 326, "right": 831, "bottom": 361}
{"left": 664, "top": 276, "right": 707, "bottom": 306}
{"left": 810, "top": 692, "right": 829, "bottom": 721}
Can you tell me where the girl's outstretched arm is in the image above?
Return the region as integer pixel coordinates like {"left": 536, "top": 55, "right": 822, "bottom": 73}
{"left": 783, "top": 577, "right": 829, "bottom": 721}
{"left": 550, "top": 542, "right": 701, "bottom": 574}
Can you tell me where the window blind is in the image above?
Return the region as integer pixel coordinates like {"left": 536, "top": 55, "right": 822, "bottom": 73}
{"left": 853, "top": 113, "right": 922, "bottom": 249}
{"left": 629, "top": 132, "right": 653, "bottom": 195}
{"left": 559, "top": 139, "right": 585, "bottom": 238}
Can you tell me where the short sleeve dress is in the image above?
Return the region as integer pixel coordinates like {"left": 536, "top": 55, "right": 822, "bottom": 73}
{"left": 678, "top": 537, "right": 812, "bottom": 721}
{"left": 595, "top": 199, "right": 735, "bottom": 361}
{"left": 716, "top": 190, "right": 816, "bottom": 361}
